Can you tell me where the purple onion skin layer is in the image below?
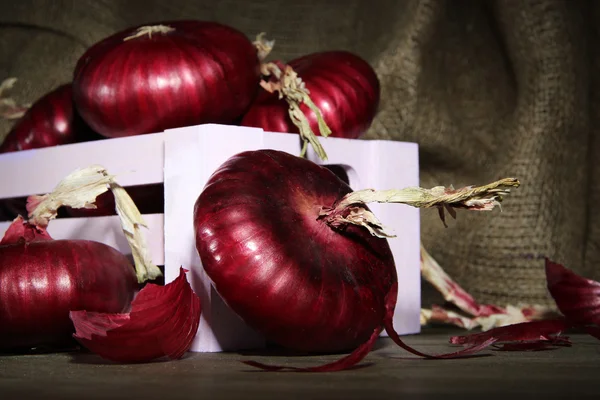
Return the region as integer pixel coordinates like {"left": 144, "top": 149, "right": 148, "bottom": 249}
{"left": 0, "top": 240, "right": 137, "bottom": 350}
{"left": 0, "top": 84, "right": 99, "bottom": 153}
{"left": 73, "top": 20, "right": 262, "bottom": 138}
{"left": 241, "top": 51, "right": 381, "bottom": 139}
{"left": 194, "top": 149, "right": 396, "bottom": 353}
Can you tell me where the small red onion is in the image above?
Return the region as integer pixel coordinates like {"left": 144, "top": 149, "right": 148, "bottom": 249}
{"left": 73, "top": 21, "right": 263, "bottom": 138}
{"left": 0, "top": 84, "right": 99, "bottom": 154}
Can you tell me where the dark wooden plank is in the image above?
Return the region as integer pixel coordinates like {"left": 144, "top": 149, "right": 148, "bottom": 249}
{"left": 1, "top": 328, "right": 598, "bottom": 399}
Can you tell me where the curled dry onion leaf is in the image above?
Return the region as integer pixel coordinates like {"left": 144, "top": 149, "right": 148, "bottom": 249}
{"left": 25, "top": 165, "right": 162, "bottom": 283}
{"left": 419, "top": 245, "right": 558, "bottom": 331}
{"left": 252, "top": 32, "right": 275, "bottom": 62}
{"left": 420, "top": 244, "right": 505, "bottom": 317}
{"left": 320, "top": 178, "right": 521, "bottom": 237}
{"left": 69, "top": 268, "right": 201, "bottom": 363}
{"left": 259, "top": 61, "right": 332, "bottom": 160}
{"left": 0, "top": 77, "right": 30, "bottom": 120}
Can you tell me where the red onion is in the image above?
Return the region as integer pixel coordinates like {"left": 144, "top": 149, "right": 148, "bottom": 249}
{"left": 0, "top": 83, "right": 99, "bottom": 153}
{"left": 193, "top": 149, "right": 519, "bottom": 371}
{"left": 72, "top": 21, "right": 264, "bottom": 138}
{"left": 0, "top": 165, "right": 162, "bottom": 352}
{"left": 241, "top": 51, "right": 380, "bottom": 150}
{"left": 0, "top": 216, "right": 137, "bottom": 350}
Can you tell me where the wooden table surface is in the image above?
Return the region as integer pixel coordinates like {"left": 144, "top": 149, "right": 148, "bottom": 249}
{"left": 1, "top": 327, "right": 598, "bottom": 400}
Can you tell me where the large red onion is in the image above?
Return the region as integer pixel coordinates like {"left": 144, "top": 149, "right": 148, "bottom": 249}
{"left": 0, "top": 84, "right": 99, "bottom": 153}
{"left": 241, "top": 51, "right": 380, "bottom": 140}
{"left": 194, "top": 149, "right": 519, "bottom": 371}
{"left": 195, "top": 149, "right": 394, "bottom": 353}
{"left": 72, "top": 21, "right": 263, "bottom": 138}
{"left": 0, "top": 216, "right": 137, "bottom": 350}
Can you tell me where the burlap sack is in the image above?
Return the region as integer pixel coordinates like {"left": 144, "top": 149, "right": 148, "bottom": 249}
{"left": 1, "top": 0, "right": 595, "bottom": 307}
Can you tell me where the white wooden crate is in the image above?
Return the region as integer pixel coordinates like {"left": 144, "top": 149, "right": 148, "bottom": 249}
{"left": 0, "top": 123, "right": 421, "bottom": 353}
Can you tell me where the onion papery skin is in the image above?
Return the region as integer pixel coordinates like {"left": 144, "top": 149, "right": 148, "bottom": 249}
{"left": 0, "top": 84, "right": 99, "bottom": 153}
{"left": 73, "top": 20, "right": 262, "bottom": 138}
{"left": 241, "top": 51, "right": 380, "bottom": 139}
{"left": 0, "top": 234, "right": 138, "bottom": 350}
{"left": 193, "top": 149, "right": 396, "bottom": 353}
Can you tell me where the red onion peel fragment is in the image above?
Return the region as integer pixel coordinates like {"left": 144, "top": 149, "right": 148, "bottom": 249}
{"left": 0, "top": 215, "right": 53, "bottom": 244}
{"left": 70, "top": 267, "right": 201, "bottom": 363}
{"left": 545, "top": 258, "right": 600, "bottom": 327}
{"left": 449, "top": 319, "right": 572, "bottom": 351}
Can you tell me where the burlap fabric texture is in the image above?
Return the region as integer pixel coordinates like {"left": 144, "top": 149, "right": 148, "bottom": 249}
{"left": 1, "top": 0, "right": 596, "bottom": 308}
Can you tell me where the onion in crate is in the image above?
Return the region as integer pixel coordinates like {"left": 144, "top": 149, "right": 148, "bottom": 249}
{"left": 193, "top": 149, "right": 520, "bottom": 371}
{"left": 241, "top": 51, "right": 381, "bottom": 141}
{"left": 72, "top": 21, "right": 264, "bottom": 138}
{"left": 0, "top": 83, "right": 100, "bottom": 153}
{"left": 0, "top": 83, "right": 101, "bottom": 220}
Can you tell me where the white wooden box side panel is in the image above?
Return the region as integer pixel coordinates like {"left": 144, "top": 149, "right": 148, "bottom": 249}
{"left": 0, "top": 132, "right": 165, "bottom": 199}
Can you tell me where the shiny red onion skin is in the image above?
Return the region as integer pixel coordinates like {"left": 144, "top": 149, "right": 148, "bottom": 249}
{"left": 0, "top": 240, "right": 137, "bottom": 350}
{"left": 73, "top": 20, "right": 261, "bottom": 138}
{"left": 0, "top": 84, "right": 98, "bottom": 153}
{"left": 193, "top": 150, "right": 396, "bottom": 353}
{"left": 241, "top": 51, "right": 381, "bottom": 139}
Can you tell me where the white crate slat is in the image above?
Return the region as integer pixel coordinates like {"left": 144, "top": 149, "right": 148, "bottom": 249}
{"left": 0, "top": 132, "right": 165, "bottom": 199}
{"left": 0, "top": 123, "right": 421, "bottom": 354}
{"left": 0, "top": 214, "right": 165, "bottom": 265}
